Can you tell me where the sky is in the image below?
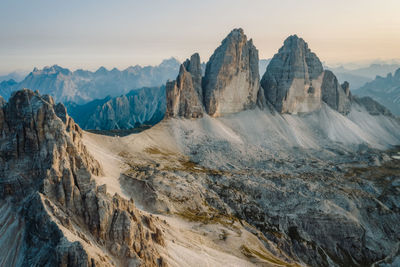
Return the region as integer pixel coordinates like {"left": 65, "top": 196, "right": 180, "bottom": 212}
{"left": 1, "top": 0, "right": 400, "bottom": 74}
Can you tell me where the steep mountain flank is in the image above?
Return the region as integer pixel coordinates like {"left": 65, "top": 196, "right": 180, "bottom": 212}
{"left": 0, "top": 89, "right": 165, "bottom": 266}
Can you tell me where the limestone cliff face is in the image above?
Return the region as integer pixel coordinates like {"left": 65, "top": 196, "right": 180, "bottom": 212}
{"left": 260, "top": 35, "right": 324, "bottom": 114}
{"left": 202, "top": 28, "right": 260, "bottom": 116}
{"left": 0, "top": 89, "right": 165, "bottom": 267}
{"left": 166, "top": 53, "right": 204, "bottom": 118}
{"left": 321, "top": 70, "right": 352, "bottom": 114}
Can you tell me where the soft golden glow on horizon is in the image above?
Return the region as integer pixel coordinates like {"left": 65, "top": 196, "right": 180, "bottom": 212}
{"left": 0, "top": 0, "right": 399, "bottom": 73}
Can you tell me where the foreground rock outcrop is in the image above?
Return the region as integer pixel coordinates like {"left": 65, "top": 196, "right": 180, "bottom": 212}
{"left": 0, "top": 89, "right": 165, "bottom": 266}
{"left": 203, "top": 28, "right": 260, "bottom": 116}
{"left": 165, "top": 53, "right": 204, "bottom": 118}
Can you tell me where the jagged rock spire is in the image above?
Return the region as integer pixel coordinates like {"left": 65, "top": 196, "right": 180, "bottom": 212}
{"left": 166, "top": 53, "right": 204, "bottom": 118}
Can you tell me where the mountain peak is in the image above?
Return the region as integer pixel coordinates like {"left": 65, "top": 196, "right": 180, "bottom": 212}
{"left": 261, "top": 35, "right": 323, "bottom": 113}
{"left": 31, "top": 65, "right": 71, "bottom": 76}
{"left": 95, "top": 66, "right": 108, "bottom": 74}
{"left": 202, "top": 28, "right": 259, "bottom": 116}
{"left": 159, "top": 57, "right": 180, "bottom": 68}
{"left": 280, "top": 34, "right": 310, "bottom": 54}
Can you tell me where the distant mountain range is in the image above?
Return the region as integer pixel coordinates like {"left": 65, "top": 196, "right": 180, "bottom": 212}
{"left": 65, "top": 86, "right": 166, "bottom": 130}
{"left": 354, "top": 68, "right": 400, "bottom": 115}
{"left": 0, "top": 58, "right": 180, "bottom": 103}
{"left": 0, "top": 70, "right": 28, "bottom": 83}
{"left": 326, "top": 63, "right": 400, "bottom": 90}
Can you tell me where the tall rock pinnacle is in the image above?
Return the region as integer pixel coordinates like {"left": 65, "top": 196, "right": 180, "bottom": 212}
{"left": 166, "top": 53, "right": 204, "bottom": 118}
{"left": 202, "top": 28, "right": 260, "bottom": 116}
{"left": 260, "top": 35, "right": 324, "bottom": 114}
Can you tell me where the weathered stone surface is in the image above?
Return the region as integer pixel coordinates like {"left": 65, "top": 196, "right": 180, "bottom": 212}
{"left": 203, "top": 28, "right": 260, "bottom": 116}
{"left": 166, "top": 53, "right": 204, "bottom": 118}
{"left": 0, "top": 89, "right": 165, "bottom": 266}
{"left": 260, "top": 35, "right": 324, "bottom": 114}
{"left": 321, "top": 70, "right": 351, "bottom": 114}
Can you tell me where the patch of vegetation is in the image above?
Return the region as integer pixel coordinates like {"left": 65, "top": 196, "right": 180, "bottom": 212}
{"left": 144, "top": 147, "right": 226, "bottom": 176}
{"left": 241, "top": 245, "right": 300, "bottom": 266}
{"left": 175, "top": 207, "right": 238, "bottom": 229}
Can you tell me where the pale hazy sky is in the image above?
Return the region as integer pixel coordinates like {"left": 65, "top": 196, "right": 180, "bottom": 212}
{"left": 1, "top": 0, "right": 400, "bottom": 74}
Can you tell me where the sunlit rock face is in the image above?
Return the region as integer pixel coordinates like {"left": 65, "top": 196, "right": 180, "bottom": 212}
{"left": 166, "top": 53, "right": 204, "bottom": 119}
{"left": 202, "top": 28, "right": 260, "bottom": 117}
{"left": 260, "top": 35, "right": 324, "bottom": 114}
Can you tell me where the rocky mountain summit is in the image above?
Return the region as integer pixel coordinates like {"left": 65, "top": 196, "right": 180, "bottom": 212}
{"left": 260, "top": 35, "right": 324, "bottom": 114}
{"left": 0, "top": 89, "right": 165, "bottom": 266}
{"left": 166, "top": 31, "right": 387, "bottom": 120}
{"left": 202, "top": 28, "right": 260, "bottom": 116}
{"left": 166, "top": 28, "right": 260, "bottom": 118}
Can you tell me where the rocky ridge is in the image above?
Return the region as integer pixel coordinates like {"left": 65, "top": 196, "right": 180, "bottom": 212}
{"left": 66, "top": 86, "right": 166, "bottom": 130}
{"left": 354, "top": 68, "right": 400, "bottom": 115}
{"left": 0, "top": 58, "right": 180, "bottom": 104}
{"left": 0, "top": 89, "right": 165, "bottom": 266}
